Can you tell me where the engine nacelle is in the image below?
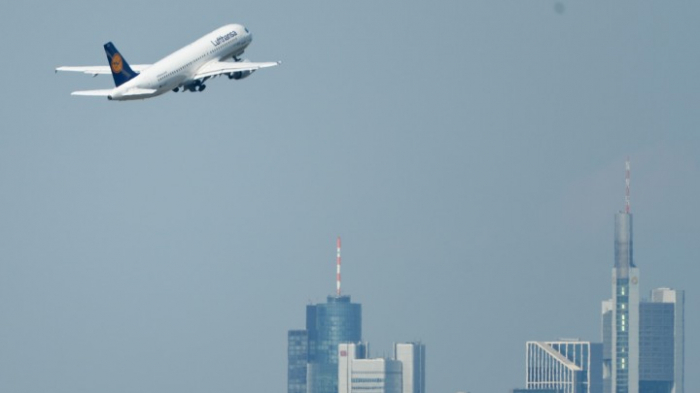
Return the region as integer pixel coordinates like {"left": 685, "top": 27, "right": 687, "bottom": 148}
{"left": 228, "top": 59, "right": 255, "bottom": 80}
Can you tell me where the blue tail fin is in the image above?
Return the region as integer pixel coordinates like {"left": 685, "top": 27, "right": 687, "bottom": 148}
{"left": 104, "top": 42, "right": 138, "bottom": 87}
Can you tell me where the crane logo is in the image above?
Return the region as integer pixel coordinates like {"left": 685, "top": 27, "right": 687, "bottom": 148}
{"left": 111, "top": 53, "right": 123, "bottom": 74}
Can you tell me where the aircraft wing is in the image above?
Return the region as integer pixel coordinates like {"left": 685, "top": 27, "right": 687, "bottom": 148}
{"left": 193, "top": 60, "right": 281, "bottom": 80}
{"left": 56, "top": 65, "right": 151, "bottom": 76}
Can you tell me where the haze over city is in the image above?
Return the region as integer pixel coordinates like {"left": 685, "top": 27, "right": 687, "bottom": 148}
{"left": 1, "top": 2, "right": 698, "bottom": 393}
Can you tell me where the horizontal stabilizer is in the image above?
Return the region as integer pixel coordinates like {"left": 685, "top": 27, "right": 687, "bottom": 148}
{"left": 56, "top": 65, "right": 151, "bottom": 76}
{"left": 122, "top": 88, "right": 157, "bottom": 96}
{"left": 71, "top": 89, "right": 114, "bottom": 96}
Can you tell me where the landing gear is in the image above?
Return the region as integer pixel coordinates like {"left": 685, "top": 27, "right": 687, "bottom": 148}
{"left": 173, "top": 87, "right": 180, "bottom": 93}
{"left": 184, "top": 83, "right": 206, "bottom": 92}
{"left": 180, "top": 77, "right": 209, "bottom": 93}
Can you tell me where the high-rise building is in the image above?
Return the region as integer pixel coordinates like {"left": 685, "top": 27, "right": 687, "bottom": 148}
{"left": 287, "top": 238, "right": 363, "bottom": 393}
{"left": 339, "top": 343, "right": 402, "bottom": 393}
{"left": 394, "top": 342, "right": 426, "bottom": 393}
{"left": 525, "top": 340, "right": 602, "bottom": 393}
{"left": 307, "top": 295, "right": 362, "bottom": 393}
{"left": 288, "top": 296, "right": 362, "bottom": 393}
{"left": 601, "top": 160, "right": 640, "bottom": 393}
{"left": 601, "top": 161, "right": 685, "bottom": 393}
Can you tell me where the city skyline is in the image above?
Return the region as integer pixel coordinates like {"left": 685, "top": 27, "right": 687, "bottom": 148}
{"left": 1, "top": 2, "right": 698, "bottom": 393}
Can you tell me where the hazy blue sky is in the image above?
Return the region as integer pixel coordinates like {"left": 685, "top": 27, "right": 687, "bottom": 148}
{"left": 1, "top": 1, "right": 698, "bottom": 392}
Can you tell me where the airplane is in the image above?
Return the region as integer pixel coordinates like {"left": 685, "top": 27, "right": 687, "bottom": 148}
{"left": 56, "top": 24, "right": 280, "bottom": 101}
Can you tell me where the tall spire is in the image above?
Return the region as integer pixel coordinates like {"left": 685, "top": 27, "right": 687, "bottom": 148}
{"left": 336, "top": 236, "right": 342, "bottom": 296}
{"left": 625, "top": 157, "right": 631, "bottom": 214}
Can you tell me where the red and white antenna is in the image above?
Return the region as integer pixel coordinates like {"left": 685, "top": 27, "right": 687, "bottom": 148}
{"left": 336, "top": 236, "right": 342, "bottom": 296}
{"left": 625, "top": 157, "right": 631, "bottom": 214}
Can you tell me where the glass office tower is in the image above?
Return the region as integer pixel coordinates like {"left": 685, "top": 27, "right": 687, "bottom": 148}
{"left": 638, "top": 288, "right": 685, "bottom": 393}
{"left": 288, "top": 295, "right": 362, "bottom": 393}
{"left": 307, "top": 295, "right": 362, "bottom": 393}
{"left": 651, "top": 288, "right": 684, "bottom": 393}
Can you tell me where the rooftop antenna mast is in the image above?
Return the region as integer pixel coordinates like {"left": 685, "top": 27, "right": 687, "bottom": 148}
{"left": 336, "top": 236, "right": 342, "bottom": 296}
{"left": 625, "top": 157, "right": 631, "bottom": 214}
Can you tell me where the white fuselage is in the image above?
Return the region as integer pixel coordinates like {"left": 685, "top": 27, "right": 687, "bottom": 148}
{"left": 110, "top": 24, "right": 252, "bottom": 100}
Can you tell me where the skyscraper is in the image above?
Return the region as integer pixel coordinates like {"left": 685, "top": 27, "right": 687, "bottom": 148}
{"left": 601, "top": 161, "right": 685, "bottom": 393}
{"left": 288, "top": 296, "right": 362, "bottom": 393}
{"left": 601, "top": 160, "right": 640, "bottom": 393}
{"left": 394, "top": 342, "right": 426, "bottom": 393}
{"left": 525, "top": 340, "right": 603, "bottom": 393}
{"left": 287, "top": 238, "right": 362, "bottom": 393}
{"left": 611, "top": 210, "right": 640, "bottom": 393}
{"left": 307, "top": 295, "right": 362, "bottom": 393}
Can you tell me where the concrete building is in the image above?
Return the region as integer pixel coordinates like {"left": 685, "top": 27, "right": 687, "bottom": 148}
{"left": 394, "top": 342, "right": 426, "bottom": 393}
{"left": 339, "top": 343, "right": 402, "bottom": 393}
{"left": 601, "top": 300, "right": 613, "bottom": 393}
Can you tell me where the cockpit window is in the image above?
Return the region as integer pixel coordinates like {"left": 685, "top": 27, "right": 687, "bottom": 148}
{"left": 245, "top": 27, "right": 249, "bottom": 33}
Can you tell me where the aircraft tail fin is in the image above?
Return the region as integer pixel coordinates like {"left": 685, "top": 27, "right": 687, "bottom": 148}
{"left": 103, "top": 42, "right": 138, "bottom": 87}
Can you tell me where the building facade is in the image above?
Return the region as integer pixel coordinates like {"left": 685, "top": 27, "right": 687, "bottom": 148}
{"left": 288, "top": 330, "right": 309, "bottom": 393}
{"left": 394, "top": 342, "right": 426, "bottom": 393}
{"left": 525, "top": 340, "right": 602, "bottom": 393}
